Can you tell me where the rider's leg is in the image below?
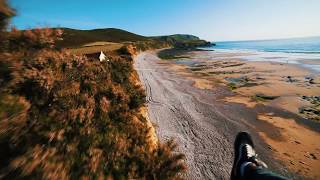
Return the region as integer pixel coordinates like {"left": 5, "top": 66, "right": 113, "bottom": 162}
{"left": 231, "top": 132, "right": 289, "bottom": 180}
{"left": 241, "top": 162, "right": 288, "bottom": 180}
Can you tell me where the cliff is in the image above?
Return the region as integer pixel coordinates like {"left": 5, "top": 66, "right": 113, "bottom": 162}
{"left": 153, "top": 34, "right": 213, "bottom": 48}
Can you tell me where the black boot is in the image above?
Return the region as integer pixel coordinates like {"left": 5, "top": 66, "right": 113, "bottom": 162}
{"left": 231, "top": 132, "right": 267, "bottom": 180}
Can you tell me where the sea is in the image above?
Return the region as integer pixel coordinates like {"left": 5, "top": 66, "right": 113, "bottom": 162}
{"left": 203, "top": 36, "right": 320, "bottom": 72}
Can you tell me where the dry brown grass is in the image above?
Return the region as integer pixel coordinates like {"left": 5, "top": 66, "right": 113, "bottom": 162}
{"left": 67, "top": 42, "right": 124, "bottom": 55}
{"left": 83, "top": 41, "right": 121, "bottom": 47}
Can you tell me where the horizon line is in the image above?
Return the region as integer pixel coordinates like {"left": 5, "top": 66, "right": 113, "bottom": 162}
{"left": 10, "top": 25, "right": 320, "bottom": 43}
{"left": 211, "top": 35, "right": 320, "bottom": 43}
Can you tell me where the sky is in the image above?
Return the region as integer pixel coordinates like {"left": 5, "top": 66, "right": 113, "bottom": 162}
{"left": 9, "top": 0, "right": 320, "bottom": 41}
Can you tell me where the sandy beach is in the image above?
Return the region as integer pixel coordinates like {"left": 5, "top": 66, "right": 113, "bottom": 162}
{"left": 150, "top": 49, "right": 320, "bottom": 179}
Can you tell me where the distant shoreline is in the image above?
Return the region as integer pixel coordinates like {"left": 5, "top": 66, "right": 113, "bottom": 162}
{"left": 212, "top": 35, "right": 320, "bottom": 44}
{"left": 199, "top": 48, "right": 320, "bottom": 73}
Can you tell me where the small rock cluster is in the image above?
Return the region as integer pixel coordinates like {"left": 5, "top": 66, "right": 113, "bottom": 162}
{"left": 299, "top": 96, "right": 320, "bottom": 121}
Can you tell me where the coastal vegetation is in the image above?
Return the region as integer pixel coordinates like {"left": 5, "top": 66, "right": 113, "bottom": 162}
{"left": 0, "top": 1, "right": 187, "bottom": 179}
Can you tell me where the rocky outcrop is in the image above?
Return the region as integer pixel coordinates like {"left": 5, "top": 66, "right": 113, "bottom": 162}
{"left": 153, "top": 34, "right": 214, "bottom": 49}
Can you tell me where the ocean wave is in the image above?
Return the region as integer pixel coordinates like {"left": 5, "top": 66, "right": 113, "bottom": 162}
{"left": 211, "top": 36, "right": 320, "bottom": 55}
{"left": 264, "top": 50, "right": 320, "bottom": 54}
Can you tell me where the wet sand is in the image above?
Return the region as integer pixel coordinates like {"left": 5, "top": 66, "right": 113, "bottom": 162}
{"left": 258, "top": 114, "right": 320, "bottom": 179}
{"left": 133, "top": 51, "right": 320, "bottom": 179}
{"left": 153, "top": 49, "right": 320, "bottom": 179}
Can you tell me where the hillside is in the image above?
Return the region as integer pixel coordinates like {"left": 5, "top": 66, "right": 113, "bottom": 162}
{"left": 56, "top": 28, "right": 150, "bottom": 48}
{"left": 153, "top": 34, "right": 200, "bottom": 42}
{"left": 55, "top": 28, "right": 212, "bottom": 49}
{"left": 152, "top": 34, "right": 212, "bottom": 49}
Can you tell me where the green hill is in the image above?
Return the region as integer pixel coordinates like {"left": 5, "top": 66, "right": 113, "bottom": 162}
{"left": 153, "top": 34, "right": 200, "bottom": 42}
{"left": 153, "top": 34, "right": 213, "bottom": 48}
{"left": 56, "top": 28, "right": 149, "bottom": 48}
{"left": 56, "top": 28, "right": 212, "bottom": 49}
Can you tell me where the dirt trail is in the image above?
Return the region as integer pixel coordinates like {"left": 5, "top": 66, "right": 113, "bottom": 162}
{"left": 134, "top": 52, "right": 290, "bottom": 179}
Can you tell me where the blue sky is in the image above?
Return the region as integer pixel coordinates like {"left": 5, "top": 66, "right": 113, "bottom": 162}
{"left": 9, "top": 0, "right": 320, "bottom": 41}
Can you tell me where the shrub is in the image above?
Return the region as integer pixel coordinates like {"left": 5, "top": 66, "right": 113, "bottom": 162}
{"left": 0, "top": 1, "right": 186, "bottom": 179}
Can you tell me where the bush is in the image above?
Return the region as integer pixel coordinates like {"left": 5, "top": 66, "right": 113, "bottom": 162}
{"left": 0, "top": 1, "right": 186, "bottom": 179}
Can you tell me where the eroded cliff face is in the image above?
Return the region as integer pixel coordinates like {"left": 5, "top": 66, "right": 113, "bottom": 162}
{"left": 121, "top": 44, "right": 159, "bottom": 150}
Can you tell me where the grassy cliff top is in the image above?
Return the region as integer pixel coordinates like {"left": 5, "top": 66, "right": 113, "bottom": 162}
{"left": 56, "top": 28, "right": 149, "bottom": 48}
